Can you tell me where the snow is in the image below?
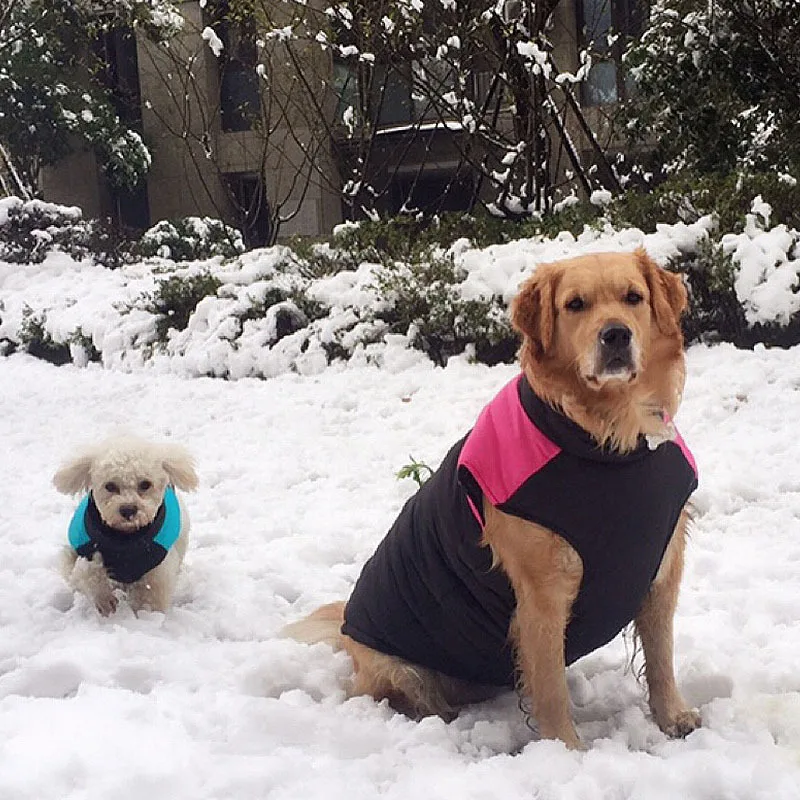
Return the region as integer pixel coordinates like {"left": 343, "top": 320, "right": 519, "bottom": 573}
{"left": 2, "top": 342, "right": 800, "bottom": 798}
{"left": 0, "top": 216, "right": 719, "bottom": 381}
{"left": 3, "top": 210, "right": 800, "bottom": 377}
{"left": 201, "top": 26, "right": 224, "bottom": 57}
{"left": 722, "top": 198, "right": 800, "bottom": 325}
{"left": 590, "top": 189, "right": 613, "bottom": 207}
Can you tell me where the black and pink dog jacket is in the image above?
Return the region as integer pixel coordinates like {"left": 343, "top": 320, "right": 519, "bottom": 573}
{"left": 343, "top": 374, "right": 698, "bottom": 688}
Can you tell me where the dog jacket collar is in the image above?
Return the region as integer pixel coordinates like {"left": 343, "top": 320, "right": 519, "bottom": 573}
{"left": 342, "top": 374, "right": 698, "bottom": 688}
{"left": 68, "top": 487, "right": 181, "bottom": 584}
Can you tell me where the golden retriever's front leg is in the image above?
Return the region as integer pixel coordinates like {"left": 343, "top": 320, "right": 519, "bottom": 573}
{"left": 512, "top": 586, "right": 581, "bottom": 748}
{"left": 635, "top": 510, "right": 700, "bottom": 737}
{"left": 483, "top": 504, "right": 583, "bottom": 749}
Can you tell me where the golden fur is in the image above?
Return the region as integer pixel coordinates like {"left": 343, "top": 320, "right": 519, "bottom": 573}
{"left": 284, "top": 248, "right": 699, "bottom": 749}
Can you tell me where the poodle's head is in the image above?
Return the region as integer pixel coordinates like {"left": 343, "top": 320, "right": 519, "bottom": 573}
{"left": 53, "top": 436, "right": 198, "bottom": 533}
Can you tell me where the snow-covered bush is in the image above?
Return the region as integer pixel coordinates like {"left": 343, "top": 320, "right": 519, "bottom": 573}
{"left": 15, "top": 308, "right": 100, "bottom": 365}
{"left": 609, "top": 173, "right": 800, "bottom": 235}
{"left": 373, "top": 257, "right": 515, "bottom": 367}
{"left": 0, "top": 197, "right": 125, "bottom": 266}
{"left": 135, "top": 218, "right": 245, "bottom": 261}
{"left": 677, "top": 198, "right": 800, "bottom": 346}
{"left": 17, "top": 308, "right": 72, "bottom": 365}
{"left": 2, "top": 195, "right": 800, "bottom": 377}
{"left": 622, "top": 0, "right": 800, "bottom": 177}
{"left": 143, "top": 271, "right": 224, "bottom": 342}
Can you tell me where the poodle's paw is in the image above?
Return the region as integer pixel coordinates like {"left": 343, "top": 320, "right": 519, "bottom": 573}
{"left": 94, "top": 591, "right": 119, "bottom": 617}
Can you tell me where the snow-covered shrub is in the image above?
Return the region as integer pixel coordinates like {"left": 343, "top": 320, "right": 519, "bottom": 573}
{"left": 675, "top": 240, "right": 747, "bottom": 345}
{"left": 0, "top": 197, "right": 125, "bottom": 266}
{"left": 328, "top": 210, "right": 601, "bottom": 263}
{"left": 17, "top": 308, "right": 72, "bottom": 365}
{"left": 3, "top": 198, "right": 800, "bottom": 377}
{"left": 373, "top": 257, "right": 516, "bottom": 367}
{"left": 609, "top": 172, "right": 800, "bottom": 234}
{"left": 135, "top": 218, "right": 245, "bottom": 261}
{"left": 144, "top": 272, "right": 223, "bottom": 342}
{"left": 675, "top": 198, "right": 800, "bottom": 346}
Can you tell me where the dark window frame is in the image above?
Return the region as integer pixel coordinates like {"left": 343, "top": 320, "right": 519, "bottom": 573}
{"left": 92, "top": 25, "right": 150, "bottom": 230}
{"left": 207, "top": 1, "right": 262, "bottom": 132}
{"left": 578, "top": 0, "right": 647, "bottom": 107}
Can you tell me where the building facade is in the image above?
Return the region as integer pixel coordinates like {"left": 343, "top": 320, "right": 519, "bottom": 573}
{"left": 40, "top": 0, "right": 639, "bottom": 243}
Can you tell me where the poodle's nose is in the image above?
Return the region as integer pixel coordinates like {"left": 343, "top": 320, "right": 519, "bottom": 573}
{"left": 119, "top": 504, "right": 138, "bottom": 520}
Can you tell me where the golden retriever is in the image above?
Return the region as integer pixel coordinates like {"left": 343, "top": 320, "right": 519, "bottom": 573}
{"left": 285, "top": 248, "right": 700, "bottom": 750}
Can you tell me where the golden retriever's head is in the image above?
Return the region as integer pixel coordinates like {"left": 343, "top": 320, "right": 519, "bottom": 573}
{"left": 511, "top": 248, "right": 687, "bottom": 450}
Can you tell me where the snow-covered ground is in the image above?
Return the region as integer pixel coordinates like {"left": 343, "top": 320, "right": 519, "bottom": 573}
{"left": 2, "top": 342, "right": 800, "bottom": 799}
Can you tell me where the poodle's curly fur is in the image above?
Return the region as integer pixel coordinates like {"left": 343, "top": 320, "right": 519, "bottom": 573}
{"left": 53, "top": 435, "right": 198, "bottom": 616}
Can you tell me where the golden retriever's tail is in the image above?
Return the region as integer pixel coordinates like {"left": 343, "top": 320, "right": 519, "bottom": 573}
{"left": 281, "top": 601, "right": 345, "bottom": 649}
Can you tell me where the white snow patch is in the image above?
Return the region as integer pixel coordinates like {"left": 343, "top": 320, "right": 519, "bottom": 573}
{"left": 1, "top": 341, "right": 800, "bottom": 795}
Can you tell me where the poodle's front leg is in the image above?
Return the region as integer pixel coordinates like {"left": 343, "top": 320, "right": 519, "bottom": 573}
{"left": 126, "top": 547, "right": 182, "bottom": 614}
{"left": 65, "top": 550, "right": 118, "bottom": 616}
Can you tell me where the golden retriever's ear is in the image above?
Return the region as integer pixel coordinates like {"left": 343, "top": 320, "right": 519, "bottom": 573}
{"left": 161, "top": 444, "right": 198, "bottom": 492}
{"left": 635, "top": 248, "right": 687, "bottom": 336}
{"left": 511, "top": 264, "right": 558, "bottom": 358}
{"left": 53, "top": 452, "right": 94, "bottom": 495}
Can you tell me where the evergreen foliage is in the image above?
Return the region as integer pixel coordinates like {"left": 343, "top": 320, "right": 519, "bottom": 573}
{"left": 0, "top": 0, "right": 182, "bottom": 194}
{"left": 622, "top": 0, "right": 800, "bottom": 177}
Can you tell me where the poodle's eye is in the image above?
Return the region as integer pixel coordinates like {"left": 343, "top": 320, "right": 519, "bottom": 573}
{"left": 138, "top": 480, "right": 152, "bottom": 493}
{"left": 565, "top": 296, "right": 585, "bottom": 312}
{"left": 625, "top": 290, "right": 644, "bottom": 306}
{"left": 104, "top": 482, "right": 120, "bottom": 494}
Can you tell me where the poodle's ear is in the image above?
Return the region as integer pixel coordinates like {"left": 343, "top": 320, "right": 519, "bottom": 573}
{"left": 511, "top": 263, "right": 559, "bottom": 359}
{"left": 53, "top": 452, "right": 95, "bottom": 495}
{"left": 635, "top": 247, "right": 687, "bottom": 337}
{"left": 161, "top": 444, "right": 198, "bottom": 492}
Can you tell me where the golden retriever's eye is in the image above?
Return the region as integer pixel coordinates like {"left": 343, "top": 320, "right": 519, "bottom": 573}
{"left": 104, "top": 482, "right": 120, "bottom": 494}
{"left": 565, "top": 296, "right": 585, "bottom": 312}
{"left": 138, "top": 480, "right": 152, "bottom": 493}
{"left": 625, "top": 290, "right": 644, "bottom": 306}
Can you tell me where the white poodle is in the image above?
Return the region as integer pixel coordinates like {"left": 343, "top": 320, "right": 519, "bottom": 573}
{"left": 53, "top": 435, "right": 198, "bottom": 615}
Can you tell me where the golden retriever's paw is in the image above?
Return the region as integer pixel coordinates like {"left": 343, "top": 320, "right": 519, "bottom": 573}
{"left": 94, "top": 591, "right": 119, "bottom": 617}
{"left": 566, "top": 735, "right": 587, "bottom": 752}
{"left": 662, "top": 708, "right": 701, "bottom": 738}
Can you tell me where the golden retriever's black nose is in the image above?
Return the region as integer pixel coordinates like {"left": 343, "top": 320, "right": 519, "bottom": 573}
{"left": 119, "top": 504, "right": 138, "bottom": 520}
{"left": 599, "top": 323, "right": 632, "bottom": 351}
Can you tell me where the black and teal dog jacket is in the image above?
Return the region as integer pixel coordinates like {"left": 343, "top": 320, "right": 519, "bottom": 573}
{"left": 68, "top": 487, "right": 182, "bottom": 584}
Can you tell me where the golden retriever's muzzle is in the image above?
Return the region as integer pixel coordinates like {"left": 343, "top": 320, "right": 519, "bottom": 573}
{"left": 595, "top": 322, "right": 636, "bottom": 381}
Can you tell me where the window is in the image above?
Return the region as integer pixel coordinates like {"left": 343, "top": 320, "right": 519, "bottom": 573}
{"left": 373, "top": 65, "right": 414, "bottom": 127}
{"left": 389, "top": 168, "right": 476, "bottom": 215}
{"left": 93, "top": 26, "right": 150, "bottom": 230}
{"left": 579, "top": 0, "right": 647, "bottom": 106}
{"left": 332, "top": 58, "right": 466, "bottom": 130}
{"left": 411, "top": 58, "right": 458, "bottom": 121}
{"left": 94, "top": 27, "right": 142, "bottom": 127}
{"left": 209, "top": 2, "right": 261, "bottom": 132}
